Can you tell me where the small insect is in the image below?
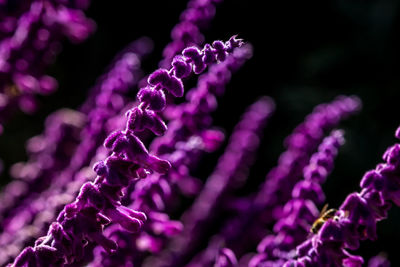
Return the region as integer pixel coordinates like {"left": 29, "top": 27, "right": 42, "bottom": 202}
{"left": 310, "top": 204, "right": 337, "bottom": 234}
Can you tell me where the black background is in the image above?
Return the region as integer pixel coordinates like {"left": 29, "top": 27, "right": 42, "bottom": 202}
{"left": 1, "top": 0, "right": 400, "bottom": 265}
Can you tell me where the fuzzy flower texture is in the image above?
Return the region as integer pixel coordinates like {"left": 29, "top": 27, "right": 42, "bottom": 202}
{"left": 0, "top": 1, "right": 397, "bottom": 267}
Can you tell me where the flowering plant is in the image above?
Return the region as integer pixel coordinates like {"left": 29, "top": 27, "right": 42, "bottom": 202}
{"left": 0, "top": 0, "right": 399, "bottom": 266}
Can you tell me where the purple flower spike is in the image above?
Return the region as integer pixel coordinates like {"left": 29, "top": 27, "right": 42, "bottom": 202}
{"left": 191, "top": 96, "right": 360, "bottom": 265}
{"left": 156, "top": 97, "right": 274, "bottom": 267}
{"left": 255, "top": 98, "right": 358, "bottom": 224}
{"left": 285, "top": 126, "right": 400, "bottom": 266}
{"left": 249, "top": 130, "right": 345, "bottom": 266}
{"left": 0, "top": 38, "right": 154, "bottom": 266}
{"left": 91, "top": 46, "right": 254, "bottom": 267}
{"left": 10, "top": 36, "right": 242, "bottom": 266}
{"left": 188, "top": 97, "right": 360, "bottom": 266}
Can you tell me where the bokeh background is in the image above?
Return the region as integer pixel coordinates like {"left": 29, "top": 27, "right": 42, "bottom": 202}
{"left": 1, "top": 0, "right": 400, "bottom": 265}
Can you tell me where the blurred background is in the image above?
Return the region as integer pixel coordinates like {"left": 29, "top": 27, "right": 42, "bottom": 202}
{"left": 1, "top": 0, "right": 400, "bottom": 265}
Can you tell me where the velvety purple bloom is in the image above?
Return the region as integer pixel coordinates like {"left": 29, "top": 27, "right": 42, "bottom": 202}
{"left": 286, "top": 126, "right": 400, "bottom": 266}
{"left": 0, "top": 38, "right": 153, "bottom": 266}
{"left": 10, "top": 36, "right": 243, "bottom": 266}
{"left": 251, "top": 130, "right": 345, "bottom": 266}
{"left": 2, "top": 2, "right": 398, "bottom": 267}
{"left": 147, "top": 97, "right": 274, "bottom": 267}
{"left": 253, "top": 97, "right": 360, "bottom": 230}
{"left": 90, "top": 45, "right": 253, "bottom": 267}
{"left": 189, "top": 96, "right": 361, "bottom": 266}
{"left": 2, "top": 0, "right": 224, "bottom": 263}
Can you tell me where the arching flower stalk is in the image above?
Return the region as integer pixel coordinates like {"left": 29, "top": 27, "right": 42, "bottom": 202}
{"left": 11, "top": 36, "right": 243, "bottom": 266}
{"left": 91, "top": 45, "right": 254, "bottom": 267}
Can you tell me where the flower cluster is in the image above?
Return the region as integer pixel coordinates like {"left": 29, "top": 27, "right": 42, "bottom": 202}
{"left": 0, "top": 0, "right": 95, "bottom": 132}
{"left": 250, "top": 130, "right": 345, "bottom": 266}
{"left": 0, "top": 37, "right": 152, "bottom": 266}
{"left": 10, "top": 35, "right": 243, "bottom": 266}
{"left": 0, "top": 1, "right": 398, "bottom": 267}
{"left": 283, "top": 127, "right": 400, "bottom": 267}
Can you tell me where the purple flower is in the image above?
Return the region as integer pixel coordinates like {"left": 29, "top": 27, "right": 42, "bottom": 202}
{"left": 286, "top": 126, "right": 400, "bottom": 266}
{"left": 189, "top": 96, "right": 360, "bottom": 266}
{"left": 11, "top": 36, "right": 243, "bottom": 266}
{"left": 0, "top": 38, "right": 152, "bottom": 266}
{"left": 91, "top": 45, "right": 253, "bottom": 267}
{"left": 251, "top": 130, "right": 345, "bottom": 266}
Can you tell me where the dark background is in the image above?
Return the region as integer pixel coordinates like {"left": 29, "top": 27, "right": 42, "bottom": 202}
{"left": 1, "top": 0, "right": 400, "bottom": 265}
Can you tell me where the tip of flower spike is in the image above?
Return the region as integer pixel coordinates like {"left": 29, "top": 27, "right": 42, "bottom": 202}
{"left": 337, "top": 95, "right": 362, "bottom": 113}
{"left": 225, "top": 35, "right": 244, "bottom": 52}
{"left": 331, "top": 129, "right": 345, "bottom": 145}
{"left": 254, "top": 96, "right": 276, "bottom": 116}
{"left": 395, "top": 126, "right": 400, "bottom": 140}
{"left": 131, "top": 36, "right": 154, "bottom": 55}
{"left": 368, "top": 253, "right": 390, "bottom": 267}
{"left": 229, "top": 34, "right": 244, "bottom": 46}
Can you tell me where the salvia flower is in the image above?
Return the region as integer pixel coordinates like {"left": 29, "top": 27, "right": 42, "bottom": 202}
{"left": 0, "top": 38, "right": 153, "bottom": 266}
{"left": 11, "top": 36, "right": 243, "bottom": 266}
{"left": 250, "top": 130, "right": 345, "bottom": 267}
{"left": 151, "top": 97, "right": 274, "bottom": 267}
{"left": 1, "top": 0, "right": 220, "bottom": 260}
{"left": 191, "top": 96, "right": 361, "bottom": 265}
{"left": 1, "top": 2, "right": 398, "bottom": 267}
{"left": 90, "top": 45, "right": 253, "bottom": 267}
{"left": 286, "top": 126, "right": 400, "bottom": 267}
